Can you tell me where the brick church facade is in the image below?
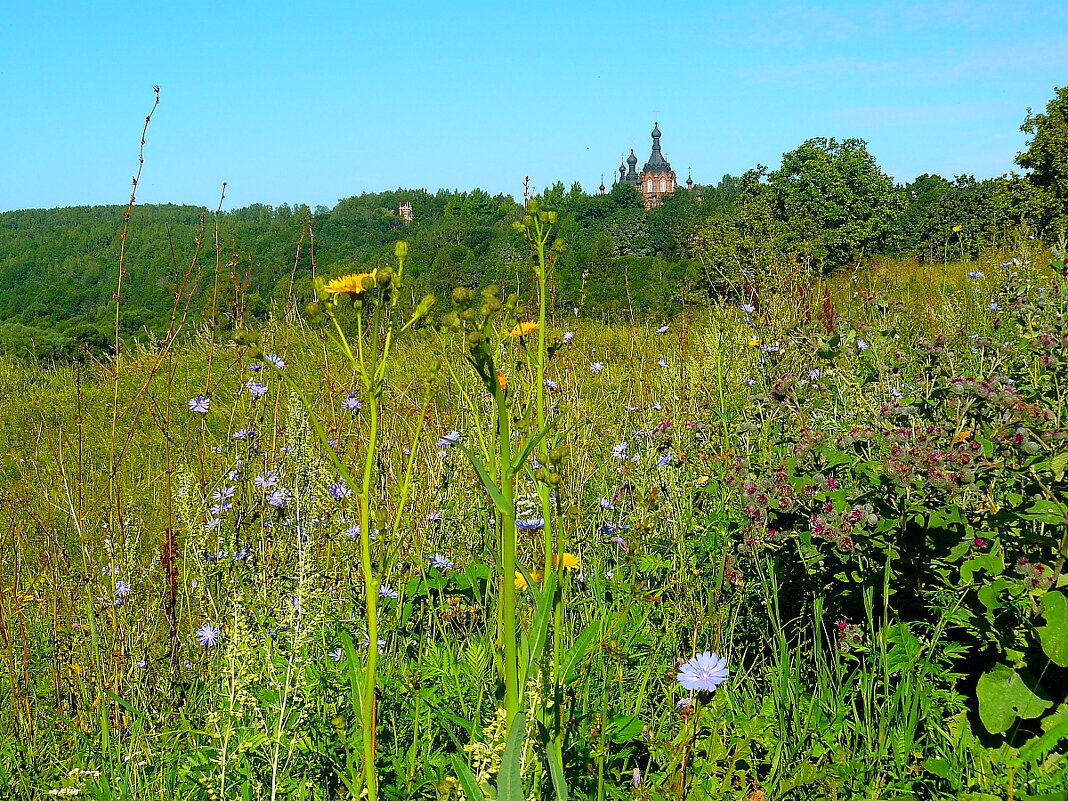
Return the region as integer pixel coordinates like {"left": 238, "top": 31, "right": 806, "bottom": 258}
{"left": 607, "top": 123, "right": 692, "bottom": 209}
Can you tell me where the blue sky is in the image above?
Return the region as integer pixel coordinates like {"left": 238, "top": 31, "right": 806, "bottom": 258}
{"left": 2, "top": 0, "right": 1066, "bottom": 212}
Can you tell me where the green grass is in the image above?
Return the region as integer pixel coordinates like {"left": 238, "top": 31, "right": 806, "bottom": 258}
{"left": 0, "top": 249, "right": 1065, "bottom": 800}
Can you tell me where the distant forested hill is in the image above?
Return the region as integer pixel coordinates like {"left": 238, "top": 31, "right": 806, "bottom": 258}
{"left": 0, "top": 143, "right": 1052, "bottom": 361}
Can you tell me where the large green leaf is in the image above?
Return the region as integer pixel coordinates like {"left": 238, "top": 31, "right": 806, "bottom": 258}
{"left": 496, "top": 713, "right": 527, "bottom": 801}
{"left": 976, "top": 663, "right": 1052, "bottom": 734}
{"left": 1038, "top": 591, "right": 1068, "bottom": 667}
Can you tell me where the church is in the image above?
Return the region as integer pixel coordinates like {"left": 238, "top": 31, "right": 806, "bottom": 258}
{"left": 606, "top": 123, "right": 693, "bottom": 209}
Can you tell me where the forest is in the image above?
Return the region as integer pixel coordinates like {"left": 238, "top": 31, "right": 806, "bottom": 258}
{"left": 1, "top": 102, "right": 1064, "bottom": 361}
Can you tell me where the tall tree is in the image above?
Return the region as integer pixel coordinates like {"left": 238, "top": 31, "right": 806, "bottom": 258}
{"left": 769, "top": 138, "right": 904, "bottom": 268}
{"left": 1017, "top": 86, "right": 1068, "bottom": 233}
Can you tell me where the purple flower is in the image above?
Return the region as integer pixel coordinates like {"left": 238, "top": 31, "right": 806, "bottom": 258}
{"left": 741, "top": 303, "right": 756, "bottom": 314}
{"left": 379, "top": 584, "right": 400, "bottom": 599}
{"left": 856, "top": 339, "right": 869, "bottom": 351}
{"left": 255, "top": 473, "right": 277, "bottom": 489}
{"left": 247, "top": 363, "right": 264, "bottom": 372}
{"left": 265, "top": 353, "right": 285, "bottom": 369}
{"left": 196, "top": 624, "right": 222, "bottom": 648}
{"left": 246, "top": 380, "right": 268, "bottom": 398}
{"left": 345, "top": 523, "right": 361, "bottom": 539}
{"left": 329, "top": 482, "right": 352, "bottom": 500}
{"left": 612, "top": 442, "right": 628, "bottom": 459}
{"left": 436, "top": 430, "right": 460, "bottom": 448}
{"left": 114, "top": 580, "right": 132, "bottom": 597}
{"left": 676, "top": 697, "right": 694, "bottom": 712}
{"left": 544, "top": 379, "right": 559, "bottom": 390}
{"left": 677, "top": 651, "right": 729, "bottom": 693}
{"left": 657, "top": 359, "right": 668, "bottom": 368}
{"left": 343, "top": 392, "right": 362, "bottom": 411}
{"left": 233, "top": 429, "right": 254, "bottom": 440}
{"left": 515, "top": 518, "right": 545, "bottom": 530}
{"left": 430, "top": 553, "right": 454, "bottom": 570}
{"left": 590, "top": 362, "right": 605, "bottom": 373}
{"left": 657, "top": 452, "right": 673, "bottom": 468}
{"left": 268, "top": 489, "right": 291, "bottom": 508}
{"left": 656, "top": 324, "right": 669, "bottom": 334}
{"left": 988, "top": 302, "right": 1001, "bottom": 311}
{"left": 188, "top": 395, "right": 210, "bottom": 413}
{"left": 967, "top": 271, "right": 984, "bottom": 279}
{"left": 329, "top": 647, "right": 345, "bottom": 662}
{"left": 563, "top": 331, "right": 575, "bottom": 343}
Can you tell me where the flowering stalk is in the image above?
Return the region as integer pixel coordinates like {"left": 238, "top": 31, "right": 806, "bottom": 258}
{"left": 267, "top": 242, "right": 425, "bottom": 801}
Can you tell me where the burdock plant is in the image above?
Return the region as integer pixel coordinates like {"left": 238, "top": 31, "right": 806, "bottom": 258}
{"left": 262, "top": 240, "right": 434, "bottom": 801}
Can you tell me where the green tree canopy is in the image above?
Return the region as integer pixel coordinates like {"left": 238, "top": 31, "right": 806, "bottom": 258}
{"left": 1018, "top": 85, "right": 1068, "bottom": 232}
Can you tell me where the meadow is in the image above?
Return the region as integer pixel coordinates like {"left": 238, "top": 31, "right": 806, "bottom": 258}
{"left": 0, "top": 217, "right": 1066, "bottom": 801}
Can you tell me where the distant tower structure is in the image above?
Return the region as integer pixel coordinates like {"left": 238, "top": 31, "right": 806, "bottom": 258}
{"left": 608, "top": 124, "right": 682, "bottom": 209}
{"left": 399, "top": 201, "right": 413, "bottom": 224}
{"left": 599, "top": 174, "right": 606, "bottom": 195}
{"left": 638, "top": 123, "right": 677, "bottom": 208}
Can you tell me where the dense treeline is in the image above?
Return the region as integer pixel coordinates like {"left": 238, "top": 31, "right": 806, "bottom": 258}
{"left": 2, "top": 86, "right": 1067, "bottom": 360}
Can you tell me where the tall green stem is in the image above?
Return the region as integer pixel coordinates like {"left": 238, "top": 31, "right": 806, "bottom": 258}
{"left": 496, "top": 386, "right": 519, "bottom": 724}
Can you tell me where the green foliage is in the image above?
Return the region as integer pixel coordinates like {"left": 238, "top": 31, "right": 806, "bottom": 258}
{"left": 1018, "top": 85, "right": 1068, "bottom": 232}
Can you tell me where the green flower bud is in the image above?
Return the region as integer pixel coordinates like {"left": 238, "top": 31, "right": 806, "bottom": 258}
{"left": 523, "top": 215, "right": 534, "bottom": 228}
{"left": 547, "top": 471, "right": 561, "bottom": 486}
{"left": 394, "top": 240, "right": 409, "bottom": 260}
{"left": 376, "top": 269, "right": 393, "bottom": 288}
{"left": 459, "top": 307, "right": 476, "bottom": 322}
{"left": 527, "top": 199, "right": 540, "bottom": 214}
{"left": 465, "top": 330, "right": 483, "bottom": 349}
{"left": 512, "top": 221, "right": 526, "bottom": 233}
{"left": 231, "top": 329, "right": 261, "bottom": 347}
{"left": 547, "top": 211, "right": 558, "bottom": 224}
{"left": 451, "top": 287, "right": 474, "bottom": 306}
{"left": 312, "top": 275, "right": 329, "bottom": 301}
{"left": 441, "top": 311, "right": 460, "bottom": 330}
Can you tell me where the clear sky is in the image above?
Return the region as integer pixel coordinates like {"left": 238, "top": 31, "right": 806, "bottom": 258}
{"left": 2, "top": 0, "right": 1067, "bottom": 213}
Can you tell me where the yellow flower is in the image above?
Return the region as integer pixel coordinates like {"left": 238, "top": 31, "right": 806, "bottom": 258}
{"left": 508, "top": 321, "right": 540, "bottom": 338}
{"left": 323, "top": 271, "right": 377, "bottom": 297}
{"left": 952, "top": 225, "right": 963, "bottom": 233}
{"left": 748, "top": 338, "right": 762, "bottom": 348}
{"left": 514, "top": 571, "right": 528, "bottom": 591}
{"left": 496, "top": 371, "right": 508, "bottom": 391}
{"left": 553, "top": 552, "right": 581, "bottom": 571}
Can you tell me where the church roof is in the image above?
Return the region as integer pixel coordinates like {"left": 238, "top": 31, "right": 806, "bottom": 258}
{"left": 641, "top": 122, "right": 673, "bottom": 175}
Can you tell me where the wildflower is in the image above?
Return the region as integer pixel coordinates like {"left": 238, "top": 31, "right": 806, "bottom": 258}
{"left": 677, "top": 651, "right": 729, "bottom": 693}
{"left": 379, "top": 584, "right": 400, "bottom": 600}
{"left": 329, "top": 482, "right": 352, "bottom": 500}
{"left": 290, "top": 595, "right": 302, "bottom": 613}
{"left": 590, "top": 362, "right": 605, "bottom": 373}
{"left": 516, "top": 518, "right": 545, "bottom": 530}
{"left": 323, "top": 271, "right": 377, "bottom": 297}
{"left": 188, "top": 395, "right": 210, "bottom": 413}
{"left": 114, "top": 580, "right": 131, "bottom": 597}
{"left": 967, "top": 271, "right": 984, "bottom": 279}
{"left": 345, "top": 523, "right": 361, "bottom": 539}
{"left": 809, "top": 369, "right": 822, "bottom": 380}
{"left": 599, "top": 497, "right": 615, "bottom": 510}
{"left": 246, "top": 380, "right": 268, "bottom": 398}
{"left": 233, "top": 429, "right": 253, "bottom": 440}
{"left": 741, "top": 303, "right": 756, "bottom": 313}
{"left": 610, "top": 535, "right": 628, "bottom": 550}
{"left": 436, "top": 430, "right": 460, "bottom": 448}
{"left": 652, "top": 402, "right": 662, "bottom": 410}
{"left": 496, "top": 371, "right": 508, "bottom": 390}
{"left": 856, "top": 339, "right": 869, "bottom": 351}
{"left": 612, "top": 442, "right": 629, "bottom": 459}
{"left": 632, "top": 768, "right": 642, "bottom": 787}
{"left": 676, "top": 697, "right": 695, "bottom": 712}
{"left": 136, "top": 659, "right": 147, "bottom": 668}
{"left": 329, "top": 647, "right": 345, "bottom": 662}
{"left": 343, "top": 392, "right": 362, "bottom": 411}
{"left": 657, "top": 452, "right": 673, "bottom": 468}
{"left": 544, "top": 378, "right": 559, "bottom": 390}
{"left": 247, "top": 363, "right": 264, "bottom": 371}
{"left": 657, "top": 359, "right": 668, "bottom": 368}
{"left": 656, "top": 324, "right": 670, "bottom": 334}
{"left": 361, "top": 633, "right": 387, "bottom": 649}
{"left": 265, "top": 352, "right": 285, "bottom": 369}
{"left": 268, "top": 488, "right": 291, "bottom": 508}
{"left": 554, "top": 552, "right": 581, "bottom": 571}
{"left": 196, "top": 624, "right": 222, "bottom": 648}
{"left": 742, "top": 379, "right": 755, "bottom": 386}
{"left": 563, "top": 331, "right": 575, "bottom": 343}
{"left": 254, "top": 472, "right": 277, "bottom": 489}
{"left": 988, "top": 302, "right": 1001, "bottom": 311}
{"left": 952, "top": 225, "right": 963, "bottom": 232}
{"left": 748, "top": 338, "right": 762, "bottom": 348}
{"left": 430, "top": 553, "right": 454, "bottom": 570}
{"left": 514, "top": 571, "right": 529, "bottom": 591}
{"left": 509, "top": 321, "right": 540, "bottom": 337}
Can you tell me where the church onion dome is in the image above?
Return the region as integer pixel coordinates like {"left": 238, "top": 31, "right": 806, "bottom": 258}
{"left": 686, "top": 175, "right": 694, "bottom": 189}
{"left": 626, "top": 150, "right": 638, "bottom": 167}
{"left": 642, "top": 122, "right": 672, "bottom": 174}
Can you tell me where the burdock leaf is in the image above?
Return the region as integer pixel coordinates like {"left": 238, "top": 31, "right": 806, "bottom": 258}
{"left": 976, "top": 663, "right": 1052, "bottom": 734}
{"left": 1038, "top": 591, "right": 1068, "bottom": 667}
